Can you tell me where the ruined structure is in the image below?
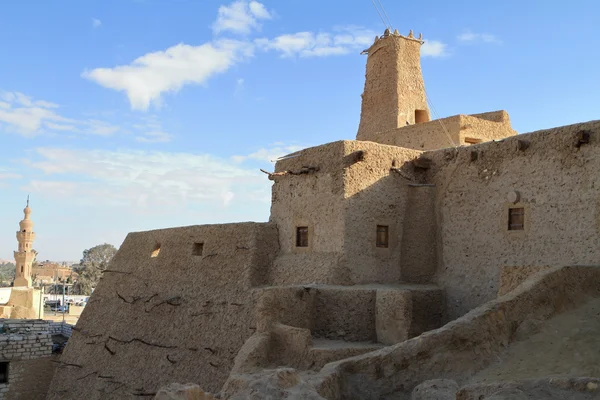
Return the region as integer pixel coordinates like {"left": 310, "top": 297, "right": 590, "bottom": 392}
{"left": 0, "top": 319, "right": 57, "bottom": 399}
{"left": 47, "top": 30, "right": 600, "bottom": 400}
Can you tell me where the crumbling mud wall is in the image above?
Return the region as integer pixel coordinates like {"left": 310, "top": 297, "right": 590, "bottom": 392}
{"left": 341, "top": 141, "right": 423, "bottom": 284}
{"left": 0, "top": 319, "right": 56, "bottom": 400}
{"left": 312, "top": 265, "right": 600, "bottom": 400}
{"left": 425, "top": 120, "right": 600, "bottom": 319}
{"left": 269, "top": 142, "right": 347, "bottom": 285}
{"left": 269, "top": 140, "right": 424, "bottom": 285}
{"left": 47, "top": 223, "right": 278, "bottom": 400}
{"left": 0, "top": 288, "right": 44, "bottom": 319}
{"left": 367, "top": 112, "right": 517, "bottom": 151}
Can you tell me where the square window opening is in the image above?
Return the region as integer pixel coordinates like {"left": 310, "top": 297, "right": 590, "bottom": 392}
{"left": 376, "top": 225, "right": 389, "bottom": 248}
{"left": 193, "top": 242, "right": 204, "bottom": 256}
{"left": 296, "top": 227, "right": 309, "bottom": 247}
{"left": 508, "top": 207, "right": 525, "bottom": 231}
{"left": 0, "top": 362, "right": 9, "bottom": 384}
{"left": 415, "top": 109, "right": 429, "bottom": 124}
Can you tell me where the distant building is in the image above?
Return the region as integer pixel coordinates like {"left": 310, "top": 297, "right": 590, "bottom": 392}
{"left": 33, "top": 262, "right": 77, "bottom": 285}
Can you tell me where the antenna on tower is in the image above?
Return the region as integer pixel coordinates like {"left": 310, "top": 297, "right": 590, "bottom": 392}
{"left": 370, "top": 0, "right": 394, "bottom": 31}
{"left": 27, "top": 194, "right": 30, "bottom": 207}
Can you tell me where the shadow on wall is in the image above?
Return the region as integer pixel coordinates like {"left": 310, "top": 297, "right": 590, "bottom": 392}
{"left": 268, "top": 140, "right": 436, "bottom": 287}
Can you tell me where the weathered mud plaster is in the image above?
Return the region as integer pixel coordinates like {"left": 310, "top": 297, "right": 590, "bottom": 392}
{"left": 312, "top": 265, "right": 600, "bottom": 400}
{"left": 426, "top": 120, "right": 600, "bottom": 320}
{"left": 46, "top": 223, "right": 278, "bottom": 399}
{"left": 269, "top": 140, "right": 425, "bottom": 285}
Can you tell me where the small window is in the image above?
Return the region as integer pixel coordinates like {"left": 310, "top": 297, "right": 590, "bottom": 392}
{"left": 151, "top": 243, "right": 161, "bottom": 257}
{"left": 0, "top": 362, "right": 9, "bottom": 383}
{"left": 192, "top": 242, "right": 204, "bottom": 256}
{"left": 508, "top": 208, "right": 525, "bottom": 231}
{"left": 376, "top": 225, "right": 389, "bottom": 248}
{"left": 296, "top": 227, "right": 309, "bottom": 247}
{"left": 415, "top": 109, "right": 429, "bottom": 124}
{"left": 21, "top": 266, "right": 23, "bottom": 273}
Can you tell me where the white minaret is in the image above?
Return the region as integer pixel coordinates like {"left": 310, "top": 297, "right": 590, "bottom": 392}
{"left": 14, "top": 196, "right": 37, "bottom": 287}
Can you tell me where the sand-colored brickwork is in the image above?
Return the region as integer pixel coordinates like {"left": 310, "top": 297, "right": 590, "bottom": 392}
{"left": 425, "top": 120, "right": 600, "bottom": 320}
{"left": 46, "top": 223, "right": 278, "bottom": 399}
{"left": 357, "top": 31, "right": 429, "bottom": 141}
{"left": 44, "top": 26, "right": 600, "bottom": 400}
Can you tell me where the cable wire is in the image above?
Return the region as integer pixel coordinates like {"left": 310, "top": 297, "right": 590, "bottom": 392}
{"left": 376, "top": 0, "right": 394, "bottom": 31}
{"left": 370, "top": 0, "right": 390, "bottom": 30}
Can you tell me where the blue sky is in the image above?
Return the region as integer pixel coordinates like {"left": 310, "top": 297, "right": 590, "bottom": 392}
{"left": 0, "top": 0, "right": 598, "bottom": 261}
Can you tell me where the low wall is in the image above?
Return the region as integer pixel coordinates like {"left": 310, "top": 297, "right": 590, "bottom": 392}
{"left": 0, "top": 319, "right": 55, "bottom": 400}
{"left": 47, "top": 222, "right": 278, "bottom": 400}
{"left": 2, "top": 288, "right": 44, "bottom": 320}
{"left": 365, "top": 112, "right": 516, "bottom": 151}
{"left": 498, "top": 266, "right": 552, "bottom": 297}
{"left": 313, "top": 265, "right": 600, "bottom": 399}
{"left": 47, "top": 322, "right": 73, "bottom": 338}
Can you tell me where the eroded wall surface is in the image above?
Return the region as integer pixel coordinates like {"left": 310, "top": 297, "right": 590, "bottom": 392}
{"left": 425, "top": 120, "right": 600, "bottom": 320}
{"left": 0, "top": 319, "right": 55, "bottom": 400}
{"left": 3, "top": 288, "right": 43, "bottom": 319}
{"left": 342, "top": 141, "right": 423, "bottom": 284}
{"left": 356, "top": 34, "right": 429, "bottom": 141}
{"left": 366, "top": 112, "right": 517, "bottom": 151}
{"left": 270, "top": 141, "right": 424, "bottom": 285}
{"left": 400, "top": 184, "right": 438, "bottom": 283}
{"left": 47, "top": 223, "right": 278, "bottom": 400}
{"left": 269, "top": 142, "right": 346, "bottom": 285}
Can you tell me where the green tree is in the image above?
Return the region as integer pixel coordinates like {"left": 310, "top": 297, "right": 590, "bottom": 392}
{"left": 73, "top": 243, "right": 118, "bottom": 295}
{"left": 0, "top": 263, "right": 16, "bottom": 287}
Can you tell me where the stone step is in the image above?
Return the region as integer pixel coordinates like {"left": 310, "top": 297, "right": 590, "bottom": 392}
{"left": 308, "top": 338, "right": 384, "bottom": 370}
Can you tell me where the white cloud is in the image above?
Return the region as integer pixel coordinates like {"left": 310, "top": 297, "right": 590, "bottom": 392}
{"left": 0, "top": 90, "right": 150, "bottom": 139}
{"left": 232, "top": 144, "right": 305, "bottom": 163}
{"left": 23, "top": 147, "right": 273, "bottom": 208}
{"left": 132, "top": 115, "right": 173, "bottom": 142}
{"left": 135, "top": 131, "right": 172, "bottom": 143}
{"left": 0, "top": 92, "right": 73, "bottom": 137}
{"left": 82, "top": 40, "right": 254, "bottom": 111}
{"left": 457, "top": 31, "right": 502, "bottom": 44}
{"left": 213, "top": 0, "right": 272, "bottom": 35}
{"left": 92, "top": 18, "right": 102, "bottom": 28}
{"left": 45, "top": 122, "right": 77, "bottom": 132}
{"left": 0, "top": 172, "right": 22, "bottom": 180}
{"left": 256, "top": 27, "right": 375, "bottom": 58}
{"left": 421, "top": 40, "right": 449, "bottom": 58}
